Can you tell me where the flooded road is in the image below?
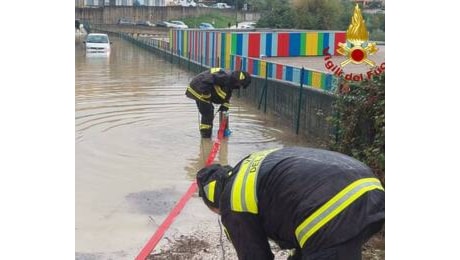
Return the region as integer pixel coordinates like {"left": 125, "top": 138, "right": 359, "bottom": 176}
{"left": 75, "top": 35, "right": 319, "bottom": 259}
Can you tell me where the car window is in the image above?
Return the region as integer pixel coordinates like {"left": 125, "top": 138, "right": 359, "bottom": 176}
{"left": 200, "top": 23, "right": 214, "bottom": 29}
{"left": 87, "top": 35, "right": 109, "bottom": 43}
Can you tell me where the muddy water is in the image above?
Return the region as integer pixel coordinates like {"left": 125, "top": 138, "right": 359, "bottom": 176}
{"left": 75, "top": 35, "right": 319, "bottom": 259}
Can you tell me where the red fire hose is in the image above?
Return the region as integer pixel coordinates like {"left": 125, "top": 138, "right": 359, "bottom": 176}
{"left": 135, "top": 114, "right": 228, "bottom": 260}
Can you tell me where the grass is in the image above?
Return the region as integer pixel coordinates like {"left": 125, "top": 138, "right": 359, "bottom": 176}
{"left": 179, "top": 11, "right": 238, "bottom": 29}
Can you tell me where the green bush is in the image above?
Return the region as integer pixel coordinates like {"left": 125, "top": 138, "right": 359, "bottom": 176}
{"left": 370, "top": 29, "right": 385, "bottom": 41}
{"left": 329, "top": 75, "right": 385, "bottom": 183}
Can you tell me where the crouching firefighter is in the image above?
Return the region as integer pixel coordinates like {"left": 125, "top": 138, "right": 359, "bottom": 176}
{"left": 196, "top": 147, "right": 385, "bottom": 260}
{"left": 185, "top": 67, "right": 251, "bottom": 138}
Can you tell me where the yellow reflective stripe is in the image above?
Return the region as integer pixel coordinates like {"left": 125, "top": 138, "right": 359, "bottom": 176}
{"left": 214, "top": 85, "right": 227, "bottom": 99}
{"left": 295, "top": 178, "right": 384, "bottom": 248}
{"left": 239, "top": 72, "right": 246, "bottom": 80}
{"left": 204, "top": 180, "right": 216, "bottom": 203}
{"left": 231, "top": 158, "right": 249, "bottom": 212}
{"left": 222, "top": 103, "right": 230, "bottom": 108}
{"left": 223, "top": 224, "right": 232, "bottom": 243}
{"left": 244, "top": 156, "right": 259, "bottom": 213}
{"left": 230, "top": 148, "right": 279, "bottom": 214}
{"left": 200, "top": 124, "right": 212, "bottom": 130}
{"left": 187, "top": 86, "right": 211, "bottom": 103}
{"left": 210, "top": 67, "right": 222, "bottom": 73}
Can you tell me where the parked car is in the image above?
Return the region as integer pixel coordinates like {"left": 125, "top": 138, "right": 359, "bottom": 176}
{"left": 136, "top": 20, "right": 154, "bottom": 27}
{"left": 84, "top": 33, "right": 111, "bottom": 54}
{"left": 175, "top": 0, "right": 197, "bottom": 7}
{"left": 199, "top": 22, "right": 215, "bottom": 29}
{"left": 239, "top": 22, "right": 256, "bottom": 29}
{"left": 117, "top": 18, "right": 135, "bottom": 25}
{"left": 156, "top": 21, "right": 176, "bottom": 28}
{"left": 197, "top": 3, "right": 209, "bottom": 7}
{"left": 155, "top": 21, "right": 168, "bottom": 27}
{"left": 211, "top": 2, "right": 232, "bottom": 8}
{"left": 169, "top": 20, "right": 189, "bottom": 29}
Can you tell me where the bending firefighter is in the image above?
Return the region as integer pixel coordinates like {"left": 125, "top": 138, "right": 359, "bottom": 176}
{"left": 185, "top": 67, "right": 251, "bottom": 138}
{"left": 196, "top": 147, "right": 385, "bottom": 260}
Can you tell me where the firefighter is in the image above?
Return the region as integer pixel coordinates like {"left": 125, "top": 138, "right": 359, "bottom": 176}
{"left": 196, "top": 147, "right": 385, "bottom": 260}
{"left": 185, "top": 68, "right": 251, "bottom": 138}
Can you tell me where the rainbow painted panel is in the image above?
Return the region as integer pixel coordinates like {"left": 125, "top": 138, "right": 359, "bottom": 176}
{"left": 242, "top": 56, "right": 248, "bottom": 71}
{"left": 165, "top": 30, "right": 344, "bottom": 91}
{"left": 289, "top": 33, "right": 301, "bottom": 56}
{"left": 248, "top": 59, "right": 254, "bottom": 74}
{"left": 234, "top": 33, "right": 241, "bottom": 56}
{"left": 311, "top": 71, "right": 322, "bottom": 88}
{"left": 203, "top": 32, "right": 208, "bottom": 65}
{"left": 248, "top": 33, "right": 260, "bottom": 58}
{"left": 225, "top": 32, "right": 232, "bottom": 68}
{"left": 277, "top": 33, "right": 289, "bottom": 56}
{"left": 260, "top": 60, "right": 267, "bottom": 78}
{"left": 210, "top": 32, "right": 215, "bottom": 66}
{"left": 306, "top": 32, "right": 318, "bottom": 56}
{"left": 265, "top": 33, "right": 273, "bottom": 57}
{"left": 229, "top": 54, "right": 335, "bottom": 91}
{"left": 304, "top": 70, "right": 311, "bottom": 86}
{"left": 169, "top": 30, "right": 345, "bottom": 68}
{"left": 293, "top": 68, "right": 301, "bottom": 83}
{"left": 270, "top": 32, "right": 277, "bottom": 57}
{"left": 260, "top": 33, "right": 267, "bottom": 57}
{"left": 334, "top": 32, "right": 346, "bottom": 55}
{"left": 267, "top": 62, "right": 274, "bottom": 78}
{"left": 285, "top": 66, "right": 293, "bottom": 82}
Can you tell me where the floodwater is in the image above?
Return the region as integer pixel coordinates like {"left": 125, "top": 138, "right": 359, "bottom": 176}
{"left": 75, "top": 35, "right": 318, "bottom": 259}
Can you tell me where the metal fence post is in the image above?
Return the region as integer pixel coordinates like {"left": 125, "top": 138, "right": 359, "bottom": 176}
{"left": 258, "top": 63, "right": 269, "bottom": 112}
{"left": 296, "top": 67, "right": 305, "bottom": 135}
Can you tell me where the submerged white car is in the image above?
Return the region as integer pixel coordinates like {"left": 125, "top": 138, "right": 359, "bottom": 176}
{"left": 170, "top": 20, "right": 189, "bottom": 29}
{"left": 84, "top": 33, "right": 111, "bottom": 53}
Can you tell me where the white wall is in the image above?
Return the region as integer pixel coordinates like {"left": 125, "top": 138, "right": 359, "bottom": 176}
{"left": 115, "top": 0, "right": 134, "bottom": 5}
{"left": 84, "top": 0, "right": 104, "bottom": 6}
{"left": 145, "top": 0, "right": 166, "bottom": 6}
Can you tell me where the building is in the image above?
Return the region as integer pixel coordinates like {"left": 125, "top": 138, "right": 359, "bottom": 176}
{"left": 113, "top": 0, "right": 134, "bottom": 6}
{"left": 76, "top": 0, "right": 85, "bottom": 7}
{"left": 354, "top": 0, "right": 385, "bottom": 8}
{"left": 84, "top": 0, "right": 104, "bottom": 6}
{"left": 145, "top": 0, "right": 166, "bottom": 6}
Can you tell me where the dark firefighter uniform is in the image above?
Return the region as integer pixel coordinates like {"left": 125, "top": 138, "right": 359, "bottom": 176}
{"left": 197, "top": 147, "right": 385, "bottom": 260}
{"left": 185, "top": 67, "right": 251, "bottom": 138}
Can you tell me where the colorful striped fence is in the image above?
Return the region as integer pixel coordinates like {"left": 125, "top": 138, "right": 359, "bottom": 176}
{"left": 138, "top": 29, "right": 345, "bottom": 91}
{"left": 230, "top": 54, "right": 337, "bottom": 92}
{"left": 170, "top": 30, "right": 345, "bottom": 62}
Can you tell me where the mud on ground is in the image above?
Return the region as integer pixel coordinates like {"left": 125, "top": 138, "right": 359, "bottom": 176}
{"left": 149, "top": 228, "right": 385, "bottom": 260}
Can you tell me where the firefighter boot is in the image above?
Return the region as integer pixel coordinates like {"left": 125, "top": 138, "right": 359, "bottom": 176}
{"left": 200, "top": 128, "right": 212, "bottom": 138}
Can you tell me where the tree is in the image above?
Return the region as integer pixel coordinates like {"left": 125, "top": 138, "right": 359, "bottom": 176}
{"left": 337, "top": 1, "right": 355, "bottom": 30}
{"left": 247, "top": 0, "right": 266, "bottom": 11}
{"left": 292, "top": 0, "right": 347, "bottom": 30}
{"left": 367, "top": 1, "right": 382, "bottom": 9}
{"left": 256, "top": 0, "right": 353, "bottom": 30}
{"left": 257, "top": 1, "right": 295, "bottom": 29}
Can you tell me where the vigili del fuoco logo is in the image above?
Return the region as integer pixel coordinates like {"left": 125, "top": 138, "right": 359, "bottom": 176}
{"left": 323, "top": 4, "right": 385, "bottom": 81}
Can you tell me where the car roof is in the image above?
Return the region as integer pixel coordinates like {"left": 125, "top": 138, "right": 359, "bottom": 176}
{"left": 87, "top": 33, "right": 108, "bottom": 36}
